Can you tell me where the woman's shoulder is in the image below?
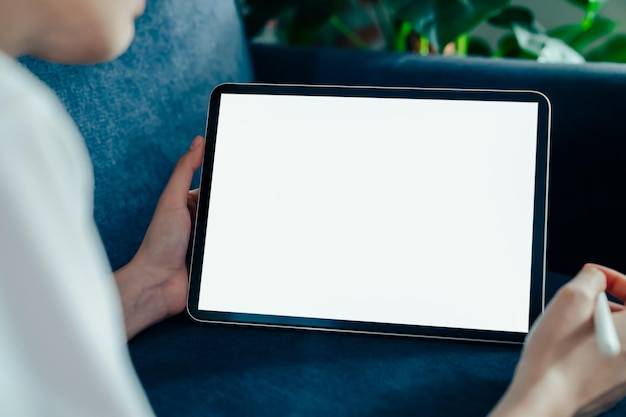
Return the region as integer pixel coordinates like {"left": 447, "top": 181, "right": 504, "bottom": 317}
{"left": 0, "top": 51, "right": 77, "bottom": 135}
{"left": 0, "top": 51, "right": 90, "bottom": 168}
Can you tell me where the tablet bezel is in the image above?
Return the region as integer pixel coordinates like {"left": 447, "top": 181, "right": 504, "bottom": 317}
{"left": 188, "top": 83, "right": 551, "bottom": 345}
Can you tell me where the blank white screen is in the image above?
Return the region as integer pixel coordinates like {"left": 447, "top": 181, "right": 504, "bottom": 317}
{"left": 198, "top": 93, "right": 539, "bottom": 333}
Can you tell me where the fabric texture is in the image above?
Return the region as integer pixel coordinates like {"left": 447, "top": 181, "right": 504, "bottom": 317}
{"left": 0, "top": 51, "right": 153, "bottom": 417}
{"left": 130, "top": 315, "right": 514, "bottom": 417}
{"left": 128, "top": 273, "right": 599, "bottom": 417}
{"left": 21, "top": 0, "right": 253, "bottom": 271}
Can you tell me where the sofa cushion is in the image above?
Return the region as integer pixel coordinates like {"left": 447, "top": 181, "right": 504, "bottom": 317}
{"left": 20, "top": 0, "right": 253, "bottom": 270}
{"left": 127, "top": 273, "right": 574, "bottom": 417}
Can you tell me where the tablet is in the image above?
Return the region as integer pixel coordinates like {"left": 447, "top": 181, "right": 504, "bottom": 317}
{"left": 188, "top": 83, "right": 551, "bottom": 344}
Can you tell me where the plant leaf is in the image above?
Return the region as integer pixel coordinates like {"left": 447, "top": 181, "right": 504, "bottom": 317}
{"left": 565, "top": 0, "right": 611, "bottom": 10}
{"left": 538, "top": 38, "right": 586, "bottom": 63}
{"left": 495, "top": 33, "right": 522, "bottom": 57}
{"left": 564, "top": 0, "right": 611, "bottom": 29}
{"left": 383, "top": 0, "right": 510, "bottom": 52}
{"left": 488, "top": 6, "right": 534, "bottom": 31}
{"left": 585, "top": 34, "right": 626, "bottom": 62}
{"left": 468, "top": 37, "right": 492, "bottom": 56}
{"left": 512, "top": 24, "right": 585, "bottom": 63}
{"left": 286, "top": 0, "right": 344, "bottom": 45}
{"left": 547, "top": 17, "right": 616, "bottom": 53}
{"left": 383, "top": 0, "right": 439, "bottom": 49}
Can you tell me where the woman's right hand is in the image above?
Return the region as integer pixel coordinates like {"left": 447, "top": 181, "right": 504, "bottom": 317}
{"left": 489, "top": 264, "right": 626, "bottom": 417}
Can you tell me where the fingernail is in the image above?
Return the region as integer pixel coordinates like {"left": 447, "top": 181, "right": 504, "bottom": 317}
{"left": 583, "top": 265, "right": 600, "bottom": 274}
{"left": 583, "top": 266, "right": 604, "bottom": 279}
{"left": 190, "top": 136, "right": 203, "bottom": 151}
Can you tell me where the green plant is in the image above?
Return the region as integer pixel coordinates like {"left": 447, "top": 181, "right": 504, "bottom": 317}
{"left": 240, "top": 0, "right": 625, "bottom": 63}
{"left": 484, "top": 1, "right": 623, "bottom": 63}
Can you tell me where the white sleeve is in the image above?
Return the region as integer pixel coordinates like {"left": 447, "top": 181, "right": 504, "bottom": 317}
{"left": 0, "top": 58, "right": 155, "bottom": 417}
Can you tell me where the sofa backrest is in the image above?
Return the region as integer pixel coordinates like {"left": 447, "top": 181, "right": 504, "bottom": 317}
{"left": 21, "top": 0, "right": 253, "bottom": 270}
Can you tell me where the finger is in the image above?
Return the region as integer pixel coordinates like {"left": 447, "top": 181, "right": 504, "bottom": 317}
{"left": 585, "top": 263, "right": 626, "bottom": 303}
{"left": 559, "top": 266, "right": 607, "bottom": 305}
{"left": 160, "top": 136, "right": 205, "bottom": 208}
{"left": 187, "top": 193, "right": 199, "bottom": 218}
{"left": 547, "top": 267, "right": 606, "bottom": 332}
{"left": 188, "top": 188, "right": 199, "bottom": 203}
{"left": 609, "top": 301, "right": 625, "bottom": 313}
{"left": 612, "top": 310, "right": 626, "bottom": 337}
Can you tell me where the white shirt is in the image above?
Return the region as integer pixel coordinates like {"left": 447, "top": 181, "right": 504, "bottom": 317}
{"left": 0, "top": 51, "right": 154, "bottom": 416}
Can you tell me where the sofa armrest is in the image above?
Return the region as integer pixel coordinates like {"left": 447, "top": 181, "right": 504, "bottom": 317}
{"left": 251, "top": 44, "right": 626, "bottom": 276}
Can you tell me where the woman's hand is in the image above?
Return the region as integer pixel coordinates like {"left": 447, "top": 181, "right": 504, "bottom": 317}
{"left": 490, "top": 264, "right": 626, "bottom": 417}
{"left": 114, "top": 136, "right": 205, "bottom": 339}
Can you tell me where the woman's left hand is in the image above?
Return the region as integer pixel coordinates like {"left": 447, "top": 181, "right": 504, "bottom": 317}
{"left": 115, "top": 135, "right": 205, "bottom": 339}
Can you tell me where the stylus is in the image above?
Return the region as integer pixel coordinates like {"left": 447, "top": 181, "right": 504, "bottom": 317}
{"left": 595, "top": 292, "right": 621, "bottom": 357}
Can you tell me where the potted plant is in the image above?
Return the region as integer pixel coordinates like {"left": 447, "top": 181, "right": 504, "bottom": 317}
{"left": 240, "top": 0, "right": 625, "bottom": 63}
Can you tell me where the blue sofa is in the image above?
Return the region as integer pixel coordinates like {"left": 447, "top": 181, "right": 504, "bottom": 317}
{"left": 21, "top": 1, "right": 626, "bottom": 415}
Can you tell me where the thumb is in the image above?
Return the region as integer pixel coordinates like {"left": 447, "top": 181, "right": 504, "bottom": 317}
{"left": 160, "top": 136, "right": 205, "bottom": 208}
{"left": 525, "top": 267, "right": 606, "bottom": 349}
{"left": 586, "top": 263, "right": 626, "bottom": 303}
{"left": 545, "top": 266, "right": 606, "bottom": 338}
